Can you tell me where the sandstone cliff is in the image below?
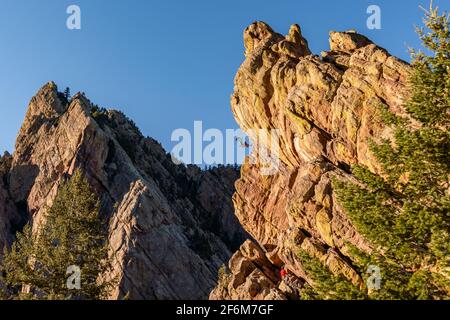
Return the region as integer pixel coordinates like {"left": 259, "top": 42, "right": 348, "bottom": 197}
{"left": 210, "top": 22, "right": 410, "bottom": 300}
{"left": 1, "top": 82, "right": 248, "bottom": 299}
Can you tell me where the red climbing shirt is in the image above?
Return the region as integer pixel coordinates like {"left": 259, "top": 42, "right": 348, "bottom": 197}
{"left": 280, "top": 268, "right": 287, "bottom": 278}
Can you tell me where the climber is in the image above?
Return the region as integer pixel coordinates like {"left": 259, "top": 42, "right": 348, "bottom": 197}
{"left": 280, "top": 268, "right": 287, "bottom": 278}
{"left": 235, "top": 137, "right": 252, "bottom": 149}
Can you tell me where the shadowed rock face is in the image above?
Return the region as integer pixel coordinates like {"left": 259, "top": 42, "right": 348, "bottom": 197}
{"left": 0, "top": 152, "right": 20, "bottom": 255}
{"left": 210, "top": 22, "right": 410, "bottom": 300}
{"left": 1, "top": 81, "right": 248, "bottom": 299}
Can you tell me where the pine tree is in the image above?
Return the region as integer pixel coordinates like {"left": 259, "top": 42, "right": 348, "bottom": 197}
{"left": 300, "top": 4, "right": 450, "bottom": 300}
{"left": 297, "top": 251, "right": 368, "bottom": 300}
{"left": 0, "top": 170, "right": 115, "bottom": 300}
{"left": 63, "top": 87, "right": 71, "bottom": 101}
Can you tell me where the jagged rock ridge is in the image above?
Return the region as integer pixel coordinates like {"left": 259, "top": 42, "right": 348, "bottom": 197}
{"left": 0, "top": 82, "right": 248, "bottom": 299}
{"left": 210, "top": 22, "right": 410, "bottom": 300}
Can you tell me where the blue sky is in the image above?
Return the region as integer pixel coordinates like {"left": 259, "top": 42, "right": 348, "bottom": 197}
{"left": 0, "top": 0, "right": 448, "bottom": 162}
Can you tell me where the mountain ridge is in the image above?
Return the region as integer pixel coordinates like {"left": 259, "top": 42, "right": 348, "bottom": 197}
{"left": 0, "top": 81, "right": 248, "bottom": 299}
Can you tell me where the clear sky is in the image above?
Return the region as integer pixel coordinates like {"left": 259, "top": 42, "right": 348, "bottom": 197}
{"left": 0, "top": 0, "right": 448, "bottom": 162}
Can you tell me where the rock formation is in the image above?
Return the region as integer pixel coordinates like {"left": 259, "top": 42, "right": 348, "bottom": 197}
{"left": 210, "top": 22, "right": 410, "bottom": 300}
{"left": 1, "top": 82, "right": 248, "bottom": 299}
{"left": 0, "top": 21, "right": 412, "bottom": 301}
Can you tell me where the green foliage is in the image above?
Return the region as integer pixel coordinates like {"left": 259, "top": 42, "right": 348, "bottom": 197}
{"left": 91, "top": 105, "right": 110, "bottom": 128}
{"left": 297, "top": 250, "right": 367, "bottom": 300}
{"left": 327, "top": 5, "right": 450, "bottom": 300}
{"left": 0, "top": 152, "right": 12, "bottom": 177}
{"left": 63, "top": 87, "right": 71, "bottom": 102}
{"left": 217, "top": 264, "right": 231, "bottom": 290}
{"left": 407, "top": 4, "right": 450, "bottom": 125}
{"left": 0, "top": 170, "right": 115, "bottom": 300}
{"left": 298, "top": 4, "right": 449, "bottom": 300}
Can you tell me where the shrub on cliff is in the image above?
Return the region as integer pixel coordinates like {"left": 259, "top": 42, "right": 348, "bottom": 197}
{"left": 0, "top": 152, "right": 12, "bottom": 177}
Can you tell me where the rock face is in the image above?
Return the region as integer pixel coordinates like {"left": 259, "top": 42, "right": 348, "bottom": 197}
{"left": 210, "top": 22, "right": 410, "bottom": 299}
{"left": 2, "top": 82, "right": 248, "bottom": 299}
